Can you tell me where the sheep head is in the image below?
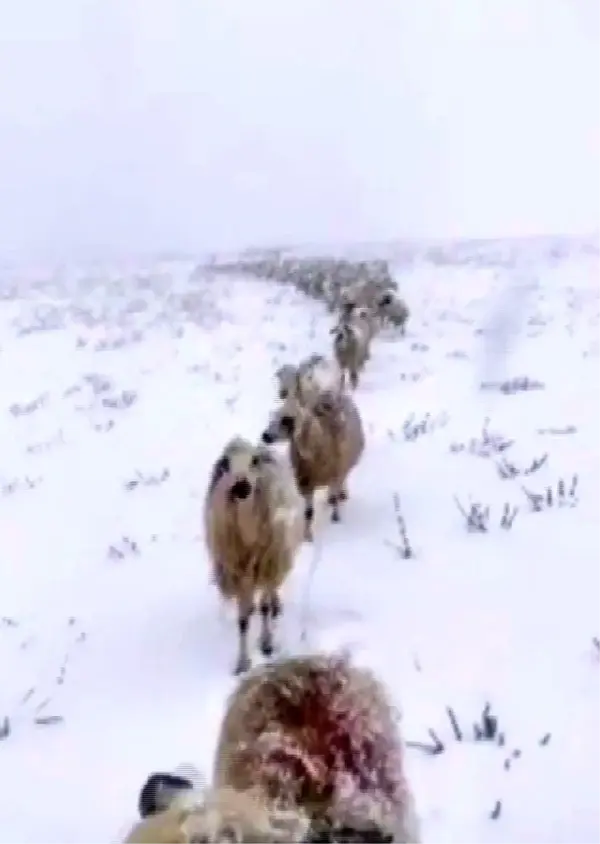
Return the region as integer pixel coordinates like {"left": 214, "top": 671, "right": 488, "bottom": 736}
{"left": 261, "top": 390, "right": 338, "bottom": 451}
{"left": 209, "top": 437, "right": 275, "bottom": 505}
{"left": 261, "top": 399, "right": 300, "bottom": 445}
{"left": 129, "top": 772, "right": 309, "bottom": 843}
{"left": 274, "top": 365, "right": 299, "bottom": 400}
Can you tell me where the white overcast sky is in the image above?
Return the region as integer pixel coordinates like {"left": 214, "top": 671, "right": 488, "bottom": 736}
{"left": 0, "top": 0, "right": 598, "bottom": 259}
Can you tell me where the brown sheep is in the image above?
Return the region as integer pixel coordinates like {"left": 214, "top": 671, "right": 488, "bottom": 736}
{"left": 204, "top": 437, "right": 304, "bottom": 674}
{"left": 330, "top": 314, "right": 372, "bottom": 391}
{"left": 261, "top": 387, "right": 365, "bottom": 541}
{"left": 127, "top": 653, "right": 420, "bottom": 842}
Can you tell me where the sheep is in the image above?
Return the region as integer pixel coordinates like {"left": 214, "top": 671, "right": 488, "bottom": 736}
{"left": 275, "top": 363, "right": 300, "bottom": 400}
{"left": 127, "top": 653, "right": 420, "bottom": 843}
{"left": 352, "top": 306, "right": 381, "bottom": 345}
{"left": 299, "top": 354, "right": 344, "bottom": 397}
{"left": 339, "top": 276, "right": 397, "bottom": 317}
{"left": 376, "top": 293, "right": 410, "bottom": 336}
{"left": 275, "top": 355, "right": 343, "bottom": 402}
{"left": 330, "top": 313, "right": 372, "bottom": 391}
{"left": 124, "top": 778, "right": 309, "bottom": 843}
{"left": 203, "top": 436, "right": 305, "bottom": 675}
{"left": 261, "top": 387, "right": 365, "bottom": 541}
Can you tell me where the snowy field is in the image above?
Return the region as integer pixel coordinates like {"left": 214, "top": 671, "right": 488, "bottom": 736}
{"left": 0, "top": 236, "right": 598, "bottom": 843}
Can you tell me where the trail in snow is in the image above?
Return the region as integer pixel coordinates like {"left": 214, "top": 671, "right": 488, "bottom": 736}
{"left": 0, "top": 240, "right": 598, "bottom": 843}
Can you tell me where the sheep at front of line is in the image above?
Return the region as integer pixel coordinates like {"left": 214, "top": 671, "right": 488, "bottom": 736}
{"left": 126, "top": 653, "right": 421, "bottom": 843}
{"left": 203, "top": 437, "right": 304, "bottom": 675}
{"left": 261, "top": 387, "right": 365, "bottom": 541}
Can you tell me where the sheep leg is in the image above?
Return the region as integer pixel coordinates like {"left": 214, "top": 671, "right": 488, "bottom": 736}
{"left": 339, "top": 483, "right": 349, "bottom": 501}
{"left": 327, "top": 491, "right": 341, "bottom": 522}
{"left": 234, "top": 594, "right": 254, "bottom": 675}
{"left": 349, "top": 369, "right": 359, "bottom": 390}
{"left": 258, "top": 591, "right": 281, "bottom": 657}
{"left": 303, "top": 494, "right": 315, "bottom": 542}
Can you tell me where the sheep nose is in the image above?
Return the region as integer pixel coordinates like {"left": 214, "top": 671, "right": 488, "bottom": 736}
{"left": 230, "top": 478, "right": 252, "bottom": 500}
{"left": 261, "top": 430, "right": 274, "bottom": 444}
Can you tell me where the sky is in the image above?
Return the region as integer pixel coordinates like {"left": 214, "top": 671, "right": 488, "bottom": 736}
{"left": 0, "top": 0, "right": 598, "bottom": 260}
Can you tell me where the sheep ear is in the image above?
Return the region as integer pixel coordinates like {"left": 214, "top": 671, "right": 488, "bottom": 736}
{"left": 138, "top": 772, "right": 195, "bottom": 818}
{"left": 209, "top": 455, "right": 229, "bottom": 492}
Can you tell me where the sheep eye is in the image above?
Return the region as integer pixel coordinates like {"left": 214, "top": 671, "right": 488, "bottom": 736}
{"left": 379, "top": 293, "right": 392, "bottom": 307}
{"left": 280, "top": 415, "right": 295, "bottom": 433}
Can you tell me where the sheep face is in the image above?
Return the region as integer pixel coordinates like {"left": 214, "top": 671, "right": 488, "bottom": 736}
{"left": 128, "top": 776, "right": 309, "bottom": 843}
{"left": 261, "top": 407, "right": 297, "bottom": 444}
{"left": 210, "top": 439, "right": 271, "bottom": 506}
{"left": 332, "top": 322, "right": 353, "bottom": 347}
{"left": 275, "top": 365, "right": 299, "bottom": 400}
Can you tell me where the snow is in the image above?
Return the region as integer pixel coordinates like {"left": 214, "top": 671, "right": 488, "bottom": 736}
{"left": 0, "top": 238, "right": 598, "bottom": 843}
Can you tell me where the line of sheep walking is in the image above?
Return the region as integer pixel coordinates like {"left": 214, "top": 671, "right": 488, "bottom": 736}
{"left": 124, "top": 259, "right": 418, "bottom": 843}
{"left": 208, "top": 263, "right": 409, "bottom": 675}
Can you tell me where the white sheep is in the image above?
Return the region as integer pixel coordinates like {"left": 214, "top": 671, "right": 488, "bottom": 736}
{"left": 203, "top": 437, "right": 304, "bottom": 674}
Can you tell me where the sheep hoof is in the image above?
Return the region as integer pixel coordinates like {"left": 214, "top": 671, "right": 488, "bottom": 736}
{"left": 233, "top": 655, "right": 251, "bottom": 675}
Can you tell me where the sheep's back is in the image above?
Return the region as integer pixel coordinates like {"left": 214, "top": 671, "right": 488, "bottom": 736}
{"left": 214, "top": 655, "right": 412, "bottom": 836}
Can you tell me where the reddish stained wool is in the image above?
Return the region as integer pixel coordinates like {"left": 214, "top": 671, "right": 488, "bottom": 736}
{"left": 220, "top": 655, "right": 407, "bottom": 827}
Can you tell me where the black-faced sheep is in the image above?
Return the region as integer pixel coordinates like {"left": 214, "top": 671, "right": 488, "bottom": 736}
{"left": 261, "top": 388, "right": 365, "bottom": 541}
{"left": 127, "top": 653, "right": 420, "bottom": 843}
{"left": 204, "top": 437, "right": 304, "bottom": 674}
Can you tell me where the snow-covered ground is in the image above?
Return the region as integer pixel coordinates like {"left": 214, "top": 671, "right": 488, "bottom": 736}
{"left": 0, "top": 238, "right": 598, "bottom": 843}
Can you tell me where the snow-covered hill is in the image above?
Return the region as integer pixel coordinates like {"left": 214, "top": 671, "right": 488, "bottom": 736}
{"left": 0, "top": 236, "right": 598, "bottom": 842}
